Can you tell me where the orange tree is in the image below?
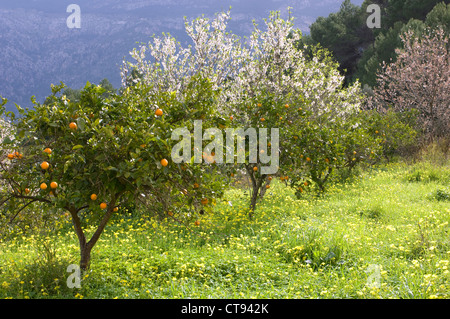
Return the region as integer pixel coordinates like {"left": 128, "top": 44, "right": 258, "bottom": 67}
{"left": 278, "top": 106, "right": 383, "bottom": 197}
{"left": 0, "top": 75, "right": 228, "bottom": 270}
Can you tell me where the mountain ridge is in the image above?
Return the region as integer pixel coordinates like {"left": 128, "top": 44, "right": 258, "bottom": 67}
{"left": 0, "top": 0, "right": 364, "bottom": 111}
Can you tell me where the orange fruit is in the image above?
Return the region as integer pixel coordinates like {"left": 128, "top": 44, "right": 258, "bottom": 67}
{"left": 268, "top": 176, "right": 273, "bottom": 181}
{"left": 25, "top": 188, "right": 30, "bottom": 194}
{"left": 100, "top": 203, "right": 107, "bottom": 210}
{"left": 266, "top": 185, "right": 270, "bottom": 189}
{"left": 113, "top": 207, "right": 119, "bottom": 212}
{"left": 230, "top": 173, "right": 234, "bottom": 177}
{"left": 304, "top": 181, "right": 308, "bottom": 186}
{"left": 90, "top": 194, "right": 98, "bottom": 201}
{"left": 201, "top": 198, "right": 208, "bottom": 205}
{"left": 193, "top": 183, "right": 199, "bottom": 189}
{"left": 50, "top": 182, "right": 58, "bottom": 189}
{"left": 69, "top": 122, "right": 77, "bottom": 130}
{"left": 230, "top": 116, "right": 234, "bottom": 120}
{"left": 40, "top": 183, "right": 48, "bottom": 190}
{"left": 160, "top": 159, "right": 168, "bottom": 167}
{"left": 7, "top": 153, "right": 14, "bottom": 160}
{"left": 257, "top": 103, "right": 262, "bottom": 107}
{"left": 168, "top": 211, "right": 173, "bottom": 217}
{"left": 253, "top": 166, "right": 258, "bottom": 172}
{"left": 40, "top": 161, "right": 50, "bottom": 170}
{"left": 306, "top": 157, "right": 311, "bottom": 162}
{"left": 285, "top": 104, "right": 289, "bottom": 108}
{"left": 44, "top": 148, "right": 52, "bottom": 154}
{"left": 155, "top": 109, "right": 163, "bottom": 116}
{"left": 260, "top": 118, "right": 265, "bottom": 122}
{"left": 195, "top": 220, "right": 200, "bottom": 226}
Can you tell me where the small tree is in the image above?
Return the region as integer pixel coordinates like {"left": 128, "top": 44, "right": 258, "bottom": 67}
{"left": 370, "top": 27, "right": 449, "bottom": 139}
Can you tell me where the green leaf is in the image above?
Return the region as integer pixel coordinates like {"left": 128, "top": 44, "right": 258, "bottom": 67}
{"left": 77, "top": 117, "right": 86, "bottom": 131}
{"left": 72, "top": 145, "right": 84, "bottom": 150}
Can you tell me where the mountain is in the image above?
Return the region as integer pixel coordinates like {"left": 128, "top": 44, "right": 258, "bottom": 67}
{"left": 0, "top": 0, "right": 364, "bottom": 112}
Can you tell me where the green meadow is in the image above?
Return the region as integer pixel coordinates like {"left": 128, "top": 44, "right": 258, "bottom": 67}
{"left": 1, "top": 160, "right": 449, "bottom": 299}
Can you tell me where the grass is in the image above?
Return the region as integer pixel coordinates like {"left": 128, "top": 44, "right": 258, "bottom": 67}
{"left": 1, "top": 160, "right": 449, "bottom": 299}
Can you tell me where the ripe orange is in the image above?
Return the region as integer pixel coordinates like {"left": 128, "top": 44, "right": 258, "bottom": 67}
{"left": 90, "top": 194, "right": 98, "bottom": 201}
{"left": 285, "top": 104, "right": 289, "bottom": 108}
{"left": 257, "top": 103, "right": 262, "bottom": 107}
{"left": 230, "top": 173, "right": 234, "bottom": 177}
{"left": 266, "top": 185, "right": 270, "bottom": 189}
{"left": 201, "top": 198, "right": 208, "bottom": 205}
{"left": 195, "top": 220, "right": 200, "bottom": 226}
{"left": 44, "top": 148, "right": 52, "bottom": 154}
{"left": 260, "top": 118, "right": 265, "bottom": 122}
{"left": 168, "top": 211, "right": 173, "bottom": 217}
{"left": 69, "top": 122, "right": 77, "bottom": 130}
{"left": 160, "top": 159, "right": 168, "bottom": 167}
{"left": 25, "top": 188, "right": 30, "bottom": 194}
{"left": 268, "top": 176, "right": 273, "bottom": 181}
{"left": 304, "top": 181, "right": 308, "bottom": 186}
{"left": 113, "top": 207, "right": 119, "bottom": 212}
{"left": 40, "top": 161, "right": 50, "bottom": 170}
{"left": 253, "top": 166, "right": 258, "bottom": 172}
{"left": 50, "top": 182, "right": 58, "bottom": 189}
{"left": 7, "top": 153, "right": 14, "bottom": 160}
{"left": 40, "top": 183, "right": 48, "bottom": 190}
{"left": 193, "top": 183, "right": 199, "bottom": 189}
{"left": 100, "top": 203, "right": 107, "bottom": 210}
{"left": 155, "top": 109, "right": 163, "bottom": 116}
{"left": 230, "top": 116, "right": 234, "bottom": 120}
{"left": 306, "top": 157, "right": 311, "bottom": 162}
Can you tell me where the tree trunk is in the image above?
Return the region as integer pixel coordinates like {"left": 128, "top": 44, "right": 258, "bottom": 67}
{"left": 246, "top": 165, "right": 265, "bottom": 219}
{"left": 67, "top": 191, "right": 123, "bottom": 271}
{"left": 79, "top": 244, "right": 92, "bottom": 271}
{"left": 249, "top": 185, "right": 259, "bottom": 219}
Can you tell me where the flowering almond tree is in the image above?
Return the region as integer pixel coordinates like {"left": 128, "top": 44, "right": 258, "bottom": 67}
{"left": 370, "top": 28, "right": 450, "bottom": 139}
{"left": 122, "top": 10, "right": 380, "bottom": 216}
